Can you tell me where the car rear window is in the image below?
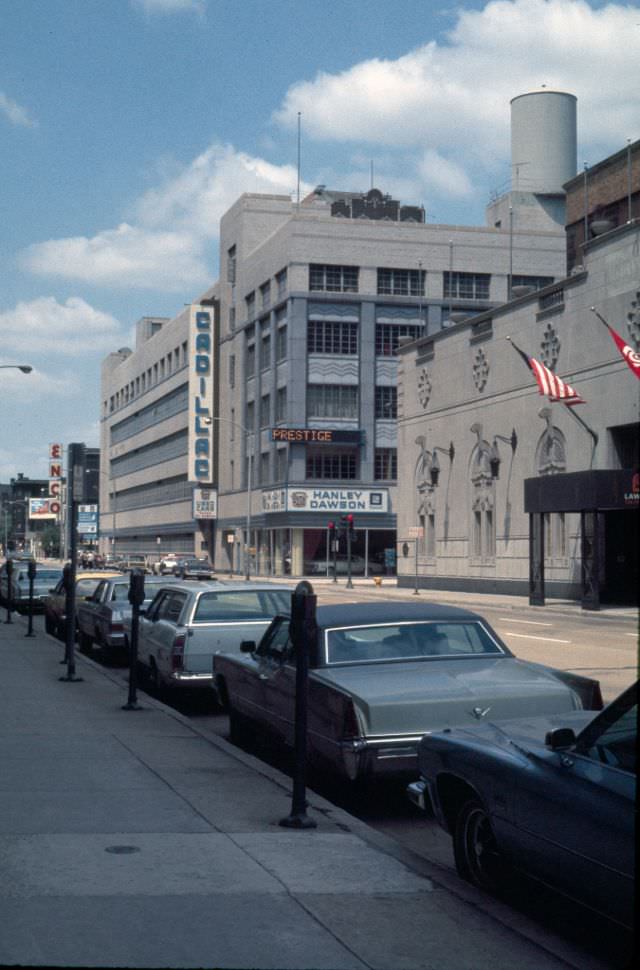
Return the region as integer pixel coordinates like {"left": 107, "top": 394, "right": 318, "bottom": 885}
{"left": 193, "top": 589, "right": 285, "bottom": 622}
{"left": 325, "top": 621, "right": 504, "bottom": 665}
{"left": 76, "top": 578, "right": 102, "bottom": 598}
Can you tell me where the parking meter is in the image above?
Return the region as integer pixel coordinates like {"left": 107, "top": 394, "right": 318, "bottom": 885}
{"left": 25, "top": 559, "right": 37, "bottom": 637}
{"left": 280, "top": 581, "right": 317, "bottom": 830}
{"left": 4, "top": 558, "right": 13, "bottom": 624}
{"left": 124, "top": 569, "right": 145, "bottom": 710}
{"left": 60, "top": 560, "right": 82, "bottom": 682}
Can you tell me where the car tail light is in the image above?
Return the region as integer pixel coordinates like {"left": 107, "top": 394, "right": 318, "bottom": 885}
{"left": 171, "top": 633, "right": 186, "bottom": 671}
{"left": 109, "top": 609, "right": 124, "bottom": 633}
{"left": 342, "top": 701, "right": 360, "bottom": 739}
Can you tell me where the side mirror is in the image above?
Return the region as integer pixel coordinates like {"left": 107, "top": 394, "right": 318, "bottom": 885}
{"left": 240, "top": 640, "right": 256, "bottom": 654}
{"left": 545, "top": 727, "right": 576, "bottom": 750}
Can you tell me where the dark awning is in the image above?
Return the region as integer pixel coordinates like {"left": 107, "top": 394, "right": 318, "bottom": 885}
{"left": 524, "top": 469, "right": 639, "bottom": 513}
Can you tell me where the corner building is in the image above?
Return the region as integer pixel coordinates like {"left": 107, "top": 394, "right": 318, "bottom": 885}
{"left": 214, "top": 172, "right": 567, "bottom": 576}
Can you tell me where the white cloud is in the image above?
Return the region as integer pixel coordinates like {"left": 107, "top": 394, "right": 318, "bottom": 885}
{"left": 132, "top": 0, "right": 205, "bottom": 14}
{"left": 418, "top": 150, "right": 474, "bottom": 199}
{"left": 21, "top": 146, "right": 310, "bottom": 291}
{"left": 0, "top": 297, "right": 123, "bottom": 354}
{"left": 274, "top": 0, "right": 639, "bottom": 154}
{"left": 0, "top": 92, "right": 37, "bottom": 128}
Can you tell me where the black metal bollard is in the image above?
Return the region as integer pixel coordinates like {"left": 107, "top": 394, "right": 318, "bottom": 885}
{"left": 280, "top": 580, "right": 318, "bottom": 830}
{"left": 4, "top": 558, "right": 13, "bottom": 624}
{"left": 25, "top": 559, "right": 36, "bottom": 637}
{"left": 60, "top": 561, "right": 82, "bottom": 682}
{"left": 123, "top": 569, "right": 145, "bottom": 711}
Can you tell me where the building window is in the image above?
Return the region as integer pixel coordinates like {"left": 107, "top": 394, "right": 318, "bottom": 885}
{"left": 229, "top": 354, "right": 235, "bottom": 388}
{"left": 444, "top": 272, "right": 490, "bottom": 300}
{"left": 512, "top": 274, "right": 554, "bottom": 291}
{"left": 374, "top": 448, "right": 397, "bottom": 480}
{"left": 377, "top": 267, "right": 425, "bottom": 296}
{"left": 260, "top": 393, "right": 270, "bottom": 428}
{"left": 276, "top": 325, "right": 287, "bottom": 361}
{"left": 309, "top": 264, "right": 359, "bottom": 293}
{"left": 246, "top": 400, "right": 255, "bottom": 431}
{"left": 275, "top": 448, "right": 288, "bottom": 481}
{"left": 259, "top": 452, "right": 270, "bottom": 484}
{"left": 260, "top": 281, "right": 271, "bottom": 310}
{"left": 260, "top": 320, "right": 271, "bottom": 370}
{"left": 246, "top": 291, "right": 255, "bottom": 319}
{"left": 307, "top": 384, "right": 358, "bottom": 419}
{"left": 246, "top": 343, "right": 255, "bottom": 379}
{"left": 544, "top": 512, "right": 567, "bottom": 558}
{"left": 306, "top": 450, "right": 358, "bottom": 479}
{"left": 230, "top": 409, "right": 235, "bottom": 441}
{"left": 538, "top": 287, "right": 564, "bottom": 312}
{"left": 375, "top": 386, "right": 397, "bottom": 419}
{"left": 307, "top": 320, "right": 358, "bottom": 354}
{"left": 227, "top": 245, "right": 236, "bottom": 284}
{"left": 375, "top": 323, "right": 422, "bottom": 356}
{"left": 276, "top": 386, "right": 287, "bottom": 423}
{"left": 229, "top": 306, "right": 236, "bottom": 331}
{"left": 276, "top": 268, "right": 287, "bottom": 299}
{"left": 181, "top": 342, "right": 188, "bottom": 365}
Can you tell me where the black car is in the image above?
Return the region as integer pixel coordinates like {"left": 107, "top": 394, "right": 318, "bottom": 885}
{"left": 173, "top": 558, "right": 215, "bottom": 580}
{"left": 407, "top": 681, "right": 636, "bottom": 929}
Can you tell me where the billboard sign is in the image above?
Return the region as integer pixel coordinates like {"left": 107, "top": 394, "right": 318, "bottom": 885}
{"left": 270, "top": 428, "right": 362, "bottom": 445}
{"left": 261, "top": 487, "right": 388, "bottom": 514}
{"left": 188, "top": 304, "right": 216, "bottom": 483}
{"left": 193, "top": 488, "right": 218, "bottom": 519}
{"left": 28, "top": 498, "right": 60, "bottom": 520}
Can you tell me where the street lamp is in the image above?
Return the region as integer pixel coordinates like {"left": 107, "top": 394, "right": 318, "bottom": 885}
{"left": 0, "top": 364, "right": 32, "bottom": 373}
{"left": 204, "top": 415, "right": 253, "bottom": 581}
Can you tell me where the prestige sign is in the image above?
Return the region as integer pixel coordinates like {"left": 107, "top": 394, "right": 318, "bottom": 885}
{"left": 188, "top": 305, "right": 216, "bottom": 482}
{"left": 271, "top": 428, "right": 362, "bottom": 445}
{"left": 261, "top": 487, "right": 388, "bottom": 513}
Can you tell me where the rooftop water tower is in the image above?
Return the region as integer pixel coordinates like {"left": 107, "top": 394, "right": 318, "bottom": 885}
{"left": 511, "top": 90, "right": 577, "bottom": 195}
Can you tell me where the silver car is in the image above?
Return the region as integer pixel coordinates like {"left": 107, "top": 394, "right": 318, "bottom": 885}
{"left": 0, "top": 562, "right": 62, "bottom": 613}
{"left": 213, "top": 601, "right": 603, "bottom": 781}
{"left": 136, "top": 582, "right": 293, "bottom": 691}
{"left": 77, "top": 575, "right": 176, "bottom": 659}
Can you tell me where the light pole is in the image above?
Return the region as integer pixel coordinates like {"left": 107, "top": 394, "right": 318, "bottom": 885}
{"left": 0, "top": 365, "right": 32, "bottom": 373}
{"left": 205, "top": 415, "right": 253, "bottom": 581}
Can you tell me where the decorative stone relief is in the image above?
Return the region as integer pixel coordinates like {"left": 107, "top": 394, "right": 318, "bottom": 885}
{"left": 627, "top": 290, "right": 640, "bottom": 351}
{"left": 536, "top": 408, "right": 567, "bottom": 475}
{"left": 414, "top": 436, "right": 436, "bottom": 517}
{"left": 472, "top": 348, "right": 489, "bottom": 392}
{"left": 540, "top": 323, "right": 560, "bottom": 370}
{"left": 417, "top": 368, "right": 432, "bottom": 409}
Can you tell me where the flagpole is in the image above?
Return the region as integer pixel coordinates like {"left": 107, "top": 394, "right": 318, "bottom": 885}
{"left": 506, "top": 336, "right": 598, "bottom": 455}
{"left": 589, "top": 306, "right": 609, "bottom": 329}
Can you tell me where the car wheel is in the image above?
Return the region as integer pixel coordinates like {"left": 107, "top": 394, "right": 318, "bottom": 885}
{"left": 453, "top": 798, "right": 504, "bottom": 892}
{"left": 148, "top": 660, "right": 165, "bottom": 695}
{"left": 44, "top": 613, "right": 55, "bottom": 635}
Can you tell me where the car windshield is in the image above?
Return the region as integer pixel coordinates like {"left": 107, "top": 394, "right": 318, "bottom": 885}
{"left": 325, "top": 621, "right": 504, "bottom": 665}
{"left": 193, "top": 588, "right": 290, "bottom": 622}
{"left": 76, "top": 578, "right": 102, "bottom": 597}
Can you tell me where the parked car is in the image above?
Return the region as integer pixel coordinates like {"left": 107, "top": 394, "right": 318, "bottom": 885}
{"left": 212, "top": 601, "right": 603, "bottom": 781}
{"left": 407, "top": 681, "right": 636, "bottom": 930}
{"left": 0, "top": 562, "right": 62, "bottom": 612}
{"left": 116, "top": 555, "right": 152, "bottom": 574}
{"left": 153, "top": 554, "right": 180, "bottom": 575}
{"left": 44, "top": 570, "right": 121, "bottom": 638}
{"left": 172, "top": 557, "right": 215, "bottom": 580}
{"left": 77, "top": 575, "right": 176, "bottom": 660}
{"left": 137, "top": 581, "right": 293, "bottom": 692}
{"left": 306, "top": 556, "right": 383, "bottom": 576}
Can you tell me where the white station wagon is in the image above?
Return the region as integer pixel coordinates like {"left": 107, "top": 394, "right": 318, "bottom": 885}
{"left": 136, "top": 581, "right": 293, "bottom": 692}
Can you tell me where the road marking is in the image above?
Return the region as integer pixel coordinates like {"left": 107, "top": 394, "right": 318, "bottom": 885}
{"left": 625, "top": 633, "right": 637, "bottom": 637}
{"left": 498, "top": 617, "right": 552, "bottom": 626}
{"left": 504, "top": 632, "right": 572, "bottom": 644}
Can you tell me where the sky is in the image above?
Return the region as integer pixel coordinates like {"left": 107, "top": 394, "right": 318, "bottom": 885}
{"left": 1, "top": 0, "right": 638, "bottom": 482}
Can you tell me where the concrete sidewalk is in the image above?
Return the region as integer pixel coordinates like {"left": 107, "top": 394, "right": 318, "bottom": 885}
{"left": 0, "top": 612, "right": 608, "bottom": 969}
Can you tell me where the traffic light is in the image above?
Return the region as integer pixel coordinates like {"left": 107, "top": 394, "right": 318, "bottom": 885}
{"left": 345, "top": 513, "right": 355, "bottom": 537}
{"left": 328, "top": 520, "right": 335, "bottom": 532}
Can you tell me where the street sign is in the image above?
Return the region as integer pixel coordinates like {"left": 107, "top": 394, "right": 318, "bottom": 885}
{"left": 408, "top": 526, "right": 424, "bottom": 539}
{"left": 78, "top": 504, "right": 98, "bottom": 535}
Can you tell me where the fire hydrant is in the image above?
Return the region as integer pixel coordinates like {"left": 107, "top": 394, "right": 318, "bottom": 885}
{"left": 373, "top": 576, "right": 383, "bottom": 587}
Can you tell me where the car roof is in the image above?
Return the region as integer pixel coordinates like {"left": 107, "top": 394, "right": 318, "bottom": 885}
{"left": 315, "top": 601, "right": 485, "bottom": 628}
{"left": 148, "top": 580, "right": 293, "bottom": 594}
{"left": 76, "top": 570, "right": 121, "bottom": 580}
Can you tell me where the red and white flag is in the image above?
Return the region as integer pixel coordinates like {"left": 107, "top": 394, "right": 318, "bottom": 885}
{"left": 604, "top": 323, "right": 640, "bottom": 380}
{"left": 509, "top": 339, "right": 585, "bottom": 406}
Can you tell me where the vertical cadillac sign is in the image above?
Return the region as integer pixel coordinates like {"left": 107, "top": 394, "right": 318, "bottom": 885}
{"left": 188, "top": 303, "right": 216, "bottom": 484}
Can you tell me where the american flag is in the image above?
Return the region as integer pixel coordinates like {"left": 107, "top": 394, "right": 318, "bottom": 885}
{"left": 509, "top": 339, "right": 585, "bottom": 406}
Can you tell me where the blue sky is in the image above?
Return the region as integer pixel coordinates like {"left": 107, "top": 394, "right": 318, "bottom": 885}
{"left": 1, "top": 0, "right": 637, "bottom": 480}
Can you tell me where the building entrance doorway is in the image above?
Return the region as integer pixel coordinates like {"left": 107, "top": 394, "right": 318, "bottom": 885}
{"left": 602, "top": 510, "right": 639, "bottom": 604}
